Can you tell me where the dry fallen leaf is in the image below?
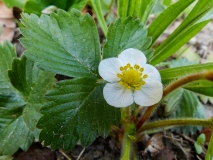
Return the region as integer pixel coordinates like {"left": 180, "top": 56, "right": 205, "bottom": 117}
{"left": 144, "top": 133, "right": 165, "bottom": 157}
{"left": 0, "top": 1, "right": 16, "bottom": 44}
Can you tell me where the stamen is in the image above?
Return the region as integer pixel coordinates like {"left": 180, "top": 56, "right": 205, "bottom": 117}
{"left": 140, "top": 68, "right": 144, "bottom": 72}
{"left": 141, "top": 81, "right": 145, "bottom": 85}
{"left": 117, "top": 73, "right": 122, "bottom": 78}
{"left": 135, "top": 87, "right": 140, "bottom": 90}
{"left": 143, "top": 74, "right": 148, "bottom": 78}
{"left": 117, "top": 64, "right": 146, "bottom": 90}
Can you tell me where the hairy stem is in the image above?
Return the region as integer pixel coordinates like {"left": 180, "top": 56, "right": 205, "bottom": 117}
{"left": 163, "top": 72, "right": 213, "bottom": 98}
{"left": 138, "top": 118, "right": 213, "bottom": 133}
{"left": 136, "top": 104, "right": 158, "bottom": 131}
{"left": 136, "top": 71, "right": 213, "bottom": 132}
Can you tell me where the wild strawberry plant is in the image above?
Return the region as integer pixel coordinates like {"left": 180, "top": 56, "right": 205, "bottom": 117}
{"left": 1, "top": 0, "right": 213, "bottom": 159}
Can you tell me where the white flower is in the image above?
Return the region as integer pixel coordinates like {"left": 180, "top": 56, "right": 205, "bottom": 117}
{"left": 98, "top": 48, "right": 163, "bottom": 108}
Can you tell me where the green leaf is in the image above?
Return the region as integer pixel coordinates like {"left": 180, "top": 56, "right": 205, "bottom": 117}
{"left": 103, "top": 17, "right": 152, "bottom": 59}
{"left": 150, "top": 20, "right": 210, "bottom": 65}
{"left": 37, "top": 78, "right": 120, "bottom": 150}
{"left": 0, "top": 42, "right": 25, "bottom": 109}
{"left": 169, "top": 58, "right": 196, "bottom": 68}
{"left": 156, "top": 0, "right": 213, "bottom": 46}
{"left": 0, "top": 41, "right": 16, "bottom": 92}
{"left": 206, "top": 133, "right": 213, "bottom": 159}
{"left": 100, "top": 0, "right": 114, "bottom": 15}
{"left": 148, "top": 0, "right": 194, "bottom": 44}
{"left": 164, "top": 88, "right": 206, "bottom": 134}
{"left": 152, "top": 0, "right": 166, "bottom": 14}
{"left": 194, "top": 142, "right": 202, "bottom": 154}
{"left": 0, "top": 116, "right": 35, "bottom": 155}
{"left": 184, "top": 80, "right": 213, "bottom": 97}
{"left": 150, "top": 0, "right": 213, "bottom": 65}
{"left": 118, "top": 0, "right": 140, "bottom": 19}
{"left": 197, "top": 133, "right": 206, "bottom": 144}
{"left": 67, "top": 0, "right": 87, "bottom": 11}
{"left": 0, "top": 56, "right": 55, "bottom": 155}
{"left": 89, "top": 0, "right": 108, "bottom": 36}
{"left": 162, "top": 0, "right": 172, "bottom": 6}
{"left": 2, "top": 0, "right": 27, "bottom": 8}
{"left": 160, "top": 62, "right": 213, "bottom": 85}
{"left": 139, "top": 0, "right": 157, "bottom": 24}
{"left": 0, "top": 155, "right": 13, "bottom": 160}
{"left": 0, "top": 107, "right": 23, "bottom": 132}
{"left": 20, "top": 9, "right": 100, "bottom": 78}
{"left": 23, "top": 0, "right": 87, "bottom": 15}
{"left": 23, "top": 0, "right": 47, "bottom": 15}
{"left": 8, "top": 56, "right": 55, "bottom": 132}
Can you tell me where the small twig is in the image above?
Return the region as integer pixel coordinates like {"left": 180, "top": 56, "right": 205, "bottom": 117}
{"left": 59, "top": 148, "right": 72, "bottom": 160}
{"left": 77, "top": 147, "right": 85, "bottom": 160}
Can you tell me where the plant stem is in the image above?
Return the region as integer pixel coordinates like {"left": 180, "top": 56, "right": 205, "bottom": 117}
{"left": 163, "top": 72, "right": 212, "bottom": 98}
{"left": 136, "top": 71, "right": 213, "bottom": 132}
{"left": 120, "top": 134, "right": 131, "bottom": 160}
{"left": 136, "top": 103, "right": 158, "bottom": 131}
{"left": 138, "top": 118, "right": 213, "bottom": 133}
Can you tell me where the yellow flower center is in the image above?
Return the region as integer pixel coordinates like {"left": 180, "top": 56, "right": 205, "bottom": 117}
{"left": 117, "top": 63, "right": 148, "bottom": 90}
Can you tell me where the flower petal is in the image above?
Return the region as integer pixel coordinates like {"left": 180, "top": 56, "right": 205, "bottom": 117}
{"left": 133, "top": 80, "right": 163, "bottom": 106}
{"left": 98, "top": 58, "right": 123, "bottom": 82}
{"left": 118, "top": 48, "right": 147, "bottom": 67}
{"left": 143, "top": 64, "right": 161, "bottom": 82}
{"left": 103, "top": 83, "right": 134, "bottom": 107}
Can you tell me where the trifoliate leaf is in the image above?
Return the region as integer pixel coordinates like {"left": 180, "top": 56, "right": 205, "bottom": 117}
{"left": 37, "top": 78, "right": 120, "bottom": 150}
{"left": 0, "top": 56, "right": 55, "bottom": 155}
{"left": 20, "top": 9, "right": 100, "bottom": 78}
{"left": 164, "top": 88, "right": 206, "bottom": 134}
{"left": 103, "top": 17, "right": 152, "bottom": 59}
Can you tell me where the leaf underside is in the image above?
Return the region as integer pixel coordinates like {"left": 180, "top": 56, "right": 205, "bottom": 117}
{"left": 164, "top": 88, "right": 206, "bottom": 134}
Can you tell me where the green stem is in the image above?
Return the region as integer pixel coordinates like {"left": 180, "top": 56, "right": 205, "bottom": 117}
{"left": 121, "top": 134, "right": 131, "bottom": 160}
{"left": 205, "top": 132, "right": 213, "bottom": 160}
{"left": 136, "top": 103, "right": 158, "bottom": 131}
{"left": 138, "top": 118, "right": 213, "bottom": 133}
{"left": 163, "top": 72, "right": 212, "bottom": 98}
{"left": 136, "top": 71, "right": 213, "bottom": 132}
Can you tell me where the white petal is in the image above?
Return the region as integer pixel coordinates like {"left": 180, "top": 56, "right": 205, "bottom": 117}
{"left": 98, "top": 58, "right": 123, "bottom": 82}
{"left": 133, "top": 81, "right": 163, "bottom": 106}
{"left": 143, "top": 64, "right": 161, "bottom": 82}
{"left": 103, "top": 83, "right": 134, "bottom": 107}
{"left": 118, "top": 48, "right": 147, "bottom": 67}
